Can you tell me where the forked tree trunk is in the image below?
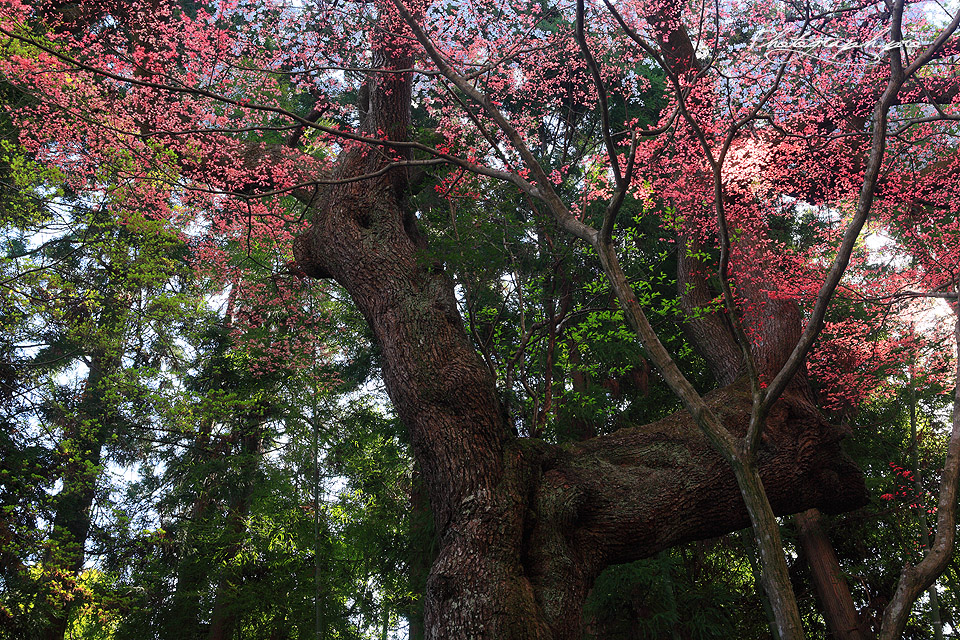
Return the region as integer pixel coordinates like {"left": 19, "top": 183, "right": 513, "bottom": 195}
{"left": 292, "top": 121, "right": 866, "bottom": 640}
{"left": 288, "top": 11, "right": 867, "bottom": 638}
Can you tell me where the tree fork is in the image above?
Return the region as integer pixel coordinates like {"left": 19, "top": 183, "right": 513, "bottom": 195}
{"left": 289, "top": 7, "right": 867, "bottom": 635}
{"left": 293, "top": 182, "right": 867, "bottom": 638}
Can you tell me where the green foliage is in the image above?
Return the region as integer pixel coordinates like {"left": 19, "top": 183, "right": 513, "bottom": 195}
{"left": 584, "top": 542, "right": 769, "bottom": 639}
{"left": 814, "top": 378, "right": 957, "bottom": 639}
{"left": 414, "top": 170, "right": 712, "bottom": 440}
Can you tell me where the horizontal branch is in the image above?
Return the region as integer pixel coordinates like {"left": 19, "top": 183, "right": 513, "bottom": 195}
{"left": 525, "top": 380, "right": 867, "bottom": 613}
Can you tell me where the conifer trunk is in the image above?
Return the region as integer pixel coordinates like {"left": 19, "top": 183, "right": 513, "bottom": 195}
{"left": 207, "top": 417, "right": 267, "bottom": 640}
{"left": 42, "top": 353, "right": 115, "bottom": 640}
{"left": 796, "top": 509, "right": 868, "bottom": 640}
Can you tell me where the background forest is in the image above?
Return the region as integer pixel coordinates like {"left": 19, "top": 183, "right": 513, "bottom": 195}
{"left": 1, "top": 0, "right": 960, "bottom": 638}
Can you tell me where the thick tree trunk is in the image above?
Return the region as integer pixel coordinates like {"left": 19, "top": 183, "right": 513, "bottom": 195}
{"left": 674, "top": 234, "right": 819, "bottom": 640}
{"left": 294, "top": 18, "right": 553, "bottom": 635}
{"left": 296, "top": 169, "right": 552, "bottom": 636}
{"left": 295, "top": 178, "right": 866, "bottom": 638}
{"left": 290, "top": 10, "right": 866, "bottom": 636}
{"left": 676, "top": 243, "right": 743, "bottom": 387}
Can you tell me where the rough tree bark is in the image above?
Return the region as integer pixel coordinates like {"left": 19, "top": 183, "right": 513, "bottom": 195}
{"left": 289, "top": 11, "right": 866, "bottom": 638}
{"left": 294, "top": 179, "right": 865, "bottom": 638}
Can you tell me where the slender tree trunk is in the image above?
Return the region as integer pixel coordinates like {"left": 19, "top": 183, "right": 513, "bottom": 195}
{"left": 172, "top": 312, "right": 238, "bottom": 640}
{"left": 908, "top": 371, "right": 944, "bottom": 640}
{"left": 407, "top": 466, "right": 433, "bottom": 640}
{"left": 728, "top": 455, "right": 806, "bottom": 640}
{"left": 312, "top": 405, "right": 326, "bottom": 640}
{"left": 879, "top": 310, "right": 960, "bottom": 639}
{"left": 742, "top": 530, "right": 781, "bottom": 640}
{"left": 268, "top": 608, "right": 289, "bottom": 640}
{"left": 563, "top": 315, "right": 597, "bottom": 441}
{"left": 207, "top": 417, "right": 267, "bottom": 640}
{"left": 41, "top": 354, "right": 115, "bottom": 640}
{"left": 659, "top": 552, "right": 683, "bottom": 640}
{"left": 795, "top": 509, "right": 869, "bottom": 640}
{"left": 170, "top": 414, "right": 217, "bottom": 640}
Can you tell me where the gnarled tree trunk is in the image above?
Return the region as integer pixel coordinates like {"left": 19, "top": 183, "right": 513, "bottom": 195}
{"left": 291, "top": 23, "right": 867, "bottom": 637}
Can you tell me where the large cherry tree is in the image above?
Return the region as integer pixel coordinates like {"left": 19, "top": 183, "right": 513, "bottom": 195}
{"left": 2, "top": 0, "right": 960, "bottom": 637}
